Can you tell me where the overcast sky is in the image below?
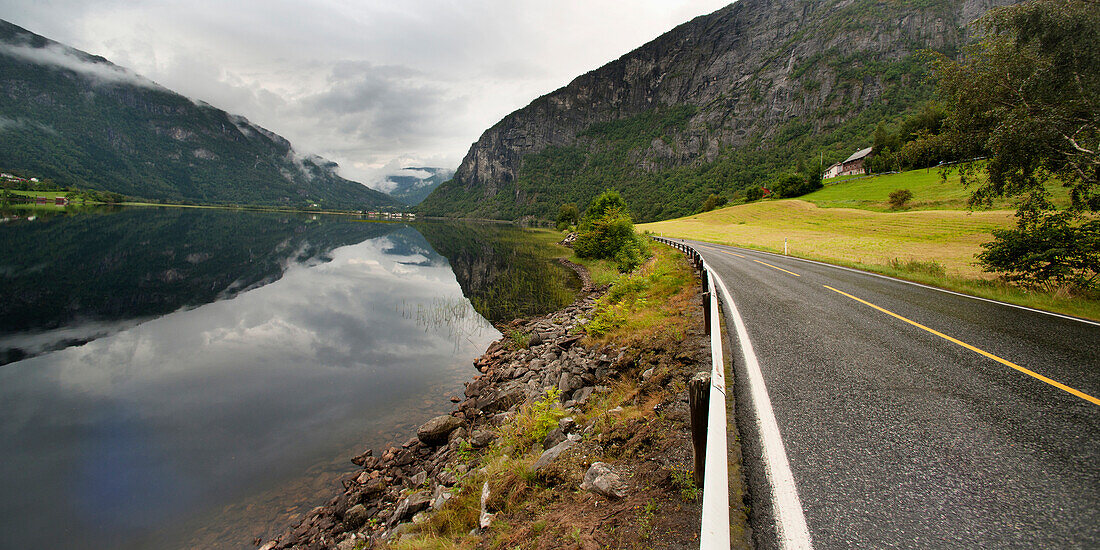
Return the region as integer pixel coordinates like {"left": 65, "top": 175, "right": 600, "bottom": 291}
{"left": 0, "top": 0, "right": 731, "bottom": 188}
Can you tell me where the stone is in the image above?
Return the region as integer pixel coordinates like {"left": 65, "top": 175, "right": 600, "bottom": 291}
{"left": 408, "top": 470, "right": 427, "bottom": 488}
{"left": 542, "top": 427, "right": 566, "bottom": 450}
{"left": 389, "top": 491, "right": 432, "bottom": 525}
{"left": 528, "top": 332, "right": 544, "bottom": 347}
{"left": 580, "top": 462, "right": 629, "bottom": 499}
{"left": 351, "top": 449, "right": 374, "bottom": 467}
{"left": 532, "top": 438, "right": 575, "bottom": 472}
{"left": 559, "top": 416, "right": 577, "bottom": 433}
{"left": 470, "top": 429, "right": 495, "bottom": 448}
{"left": 641, "top": 367, "right": 655, "bottom": 381}
{"left": 572, "top": 386, "right": 596, "bottom": 406}
{"left": 417, "top": 415, "right": 463, "bottom": 445}
{"left": 479, "top": 481, "right": 494, "bottom": 529}
{"left": 344, "top": 504, "right": 369, "bottom": 528}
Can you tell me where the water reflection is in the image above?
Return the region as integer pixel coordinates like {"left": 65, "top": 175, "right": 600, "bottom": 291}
{"left": 0, "top": 207, "right": 395, "bottom": 363}
{"left": 0, "top": 219, "right": 498, "bottom": 549}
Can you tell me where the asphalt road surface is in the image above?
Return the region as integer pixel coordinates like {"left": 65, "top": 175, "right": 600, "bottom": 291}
{"left": 673, "top": 239, "right": 1099, "bottom": 549}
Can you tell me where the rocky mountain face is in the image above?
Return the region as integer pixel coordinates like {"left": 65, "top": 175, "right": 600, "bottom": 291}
{"left": 384, "top": 167, "right": 455, "bottom": 206}
{"left": 419, "top": 0, "right": 1018, "bottom": 222}
{"left": 0, "top": 20, "right": 399, "bottom": 210}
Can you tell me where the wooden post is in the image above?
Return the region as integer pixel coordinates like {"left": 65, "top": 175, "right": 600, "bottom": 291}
{"left": 702, "top": 291, "right": 711, "bottom": 335}
{"left": 688, "top": 371, "right": 711, "bottom": 487}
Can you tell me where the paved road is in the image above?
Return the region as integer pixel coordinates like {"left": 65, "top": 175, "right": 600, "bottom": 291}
{"left": 673, "top": 239, "right": 1100, "bottom": 549}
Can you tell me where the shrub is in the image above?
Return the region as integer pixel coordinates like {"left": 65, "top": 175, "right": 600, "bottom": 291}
{"left": 574, "top": 190, "right": 648, "bottom": 272}
{"left": 888, "top": 189, "right": 913, "bottom": 210}
{"left": 978, "top": 204, "right": 1100, "bottom": 291}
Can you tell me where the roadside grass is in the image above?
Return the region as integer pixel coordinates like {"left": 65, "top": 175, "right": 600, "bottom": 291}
{"left": 582, "top": 241, "right": 698, "bottom": 347}
{"left": 809, "top": 166, "right": 1070, "bottom": 211}
{"left": 390, "top": 241, "right": 711, "bottom": 549}
{"left": 639, "top": 202, "right": 1100, "bottom": 321}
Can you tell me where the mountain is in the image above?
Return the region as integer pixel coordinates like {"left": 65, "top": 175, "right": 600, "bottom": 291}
{"left": 418, "top": 0, "right": 1017, "bottom": 222}
{"left": 0, "top": 20, "right": 400, "bottom": 210}
{"left": 383, "top": 167, "right": 454, "bottom": 206}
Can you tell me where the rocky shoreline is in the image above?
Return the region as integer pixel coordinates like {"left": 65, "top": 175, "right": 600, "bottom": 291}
{"left": 261, "top": 262, "right": 639, "bottom": 549}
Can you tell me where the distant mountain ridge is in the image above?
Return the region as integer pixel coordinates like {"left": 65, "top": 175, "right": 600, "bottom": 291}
{"left": 419, "top": 0, "right": 1018, "bottom": 222}
{"left": 0, "top": 20, "right": 400, "bottom": 210}
{"left": 383, "top": 167, "right": 454, "bottom": 206}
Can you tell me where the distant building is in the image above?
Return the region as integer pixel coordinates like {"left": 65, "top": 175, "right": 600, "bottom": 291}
{"left": 838, "top": 147, "right": 873, "bottom": 176}
{"left": 823, "top": 162, "right": 843, "bottom": 179}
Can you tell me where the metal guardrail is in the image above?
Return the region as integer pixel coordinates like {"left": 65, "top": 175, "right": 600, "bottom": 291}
{"left": 652, "top": 236, "right": 730, "bottom": 548}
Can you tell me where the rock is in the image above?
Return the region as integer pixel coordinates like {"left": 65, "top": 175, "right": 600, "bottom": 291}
{"left": 351, "top": 449, "right": 374, "bottom": 467}
{"left": 470, "top": 429, "right": 495, "bottom": 448}
{"left": 559, "top": 416, "right": 577, "bottom": 432}
{"left": 532, "top": 438, "right": 575, "bottom": 472}
{"left": 437, "top": 469, "right": 458, "bottom": 486}
{"left": 528, "top": 332, "right": 544, "bottom": 347}
{"left": 259, "top": 543, "right": 277, "bottom": 550}
{"left": 542, "top": 427, "right": 566, "bottom": 450}
{"left": 344, "top": 504, "right": 369, "bottom": 528}
{"left": 580, "top": 462, "right": 629, "bottom": 499}
{"left": 479, "top": 481, "right": 494, "bottom": 529}
{"left": 641, "top": 367, "right": 654, "bottom": 381}
{"left": 432, "top": 487, "right": 453, "bottom": 510}
{"left": 389, "top": 491, "right": 432, "bottom": 525}
{"left": 408, "top": 470, "right": 427, "bottom": 488}
{"left": 417, "top": 415, "right": 463, "bottom": 445}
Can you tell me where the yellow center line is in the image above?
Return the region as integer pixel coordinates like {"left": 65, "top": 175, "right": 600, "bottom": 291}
{"left": 754, "top": 259, "right": 800, "bottom": 277}
{"left": 720, "top": 250, "right": 746, "bottom": 258}
{"left": 823, "top": 285, "right": 1100, "bottom": 407}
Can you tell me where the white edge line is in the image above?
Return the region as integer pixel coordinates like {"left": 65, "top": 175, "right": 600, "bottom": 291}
{"left": 708, "top": 259, "right": 814, "bottom": 550}
{"left": 685, "top": 239, "right": 1100, "bottom": 328}
{"left": 700, "top": 271, "right": 731, "bottom": 548}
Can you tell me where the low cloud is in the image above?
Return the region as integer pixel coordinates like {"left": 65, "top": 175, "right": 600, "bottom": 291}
{"left": 0, "top": 42, "right": 162, "bottom": 90}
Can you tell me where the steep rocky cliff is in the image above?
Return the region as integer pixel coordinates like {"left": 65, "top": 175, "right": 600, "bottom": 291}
{"left": 0, "top": 20, "right": 400, "bottom": 210}
{"left": 419, "top": 0, "right": 1017, "bottom": 222}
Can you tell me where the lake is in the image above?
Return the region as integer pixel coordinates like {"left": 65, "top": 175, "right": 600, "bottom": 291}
{"left": 0, "top": 207, "right": 578, "bottom": 549}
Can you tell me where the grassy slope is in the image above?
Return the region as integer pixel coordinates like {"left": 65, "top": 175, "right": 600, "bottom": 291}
{"left": 808, "top": 168, "right": 1070, "bottom": 211}
{"left": 639, "top": 169, "right": 1099, "bottom": 321}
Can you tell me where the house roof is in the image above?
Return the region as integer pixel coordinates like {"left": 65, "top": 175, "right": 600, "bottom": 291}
{"left": 843, "top": 146, "right": 873, "bottom": 163}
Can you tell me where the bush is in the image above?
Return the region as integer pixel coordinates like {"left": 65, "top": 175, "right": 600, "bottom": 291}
{"left": 978, "top": 204, "right": 1100, "bottom": 291}
{"left": 771, "top": 172, "right": 823, "bottom": 198}
{"left": 888, "top": 189, "right": 913, "bottom": 210}
{"left": 574, "top": 190, "right": 648, "bottom": 272}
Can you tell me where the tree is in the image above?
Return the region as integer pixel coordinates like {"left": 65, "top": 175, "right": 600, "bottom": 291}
{"left": 574, "top": 190, "right": 647, "bottom": 272}
{"left": 977, "top": 198, "right": 1100, "bottom": 290}
{"left": 931, "top": 0, "right": 1099, "bottom": 211}
{"left": 583, "top": 189, "right": 628, "bottom": 223}
{"left": 557, "top": 203, "right": 579, "bottom": 230}
{"left": 700, "top": 193, "right": 728, "bottom": 212}
{"left": 931, "top": 0, "right": 1100, "bottom": 289}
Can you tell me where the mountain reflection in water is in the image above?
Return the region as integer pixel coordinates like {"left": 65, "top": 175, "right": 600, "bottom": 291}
{"left": 0, "top": 208, "right": 576, "bottom": 549}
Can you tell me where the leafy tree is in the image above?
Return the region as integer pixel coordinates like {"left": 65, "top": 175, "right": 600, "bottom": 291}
{"left": 931, "top": 0, "right": 1099, "bottom": 211}
{"left": 556, "top": 203, "right": 579, "bottom": 230}
{"left": 574, "top": 190, "right": 646, "bottom": 271}
{"left": 931, "top": 0, "right": 1100, "bottom": 288}
{"left": 583, "top": 189, "right": 628, "bottom": 222}
{"left": 700, "top": 193, "right": 728, "bottom": 212}
{"left": 744, "top": 186, "right": 764, "bottom": 202}
{"left": 977, "top": 198, "right": 1100, "bottom": 290}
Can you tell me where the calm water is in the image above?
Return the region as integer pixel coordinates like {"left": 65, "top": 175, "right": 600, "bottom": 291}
{"left": 0, "top": 207, "right": 577, "bottom": 549}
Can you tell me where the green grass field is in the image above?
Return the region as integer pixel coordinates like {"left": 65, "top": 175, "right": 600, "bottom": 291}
{"left": 810, "top": 167, "right": 1070, "bottom": 211}
{"left": 638, "top": 167, "right": 1098, "bottom": 320}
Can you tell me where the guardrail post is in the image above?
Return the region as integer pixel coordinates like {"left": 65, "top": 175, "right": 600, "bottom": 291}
{"left": 688, "top": 371, "right": 711, "bottom": 486}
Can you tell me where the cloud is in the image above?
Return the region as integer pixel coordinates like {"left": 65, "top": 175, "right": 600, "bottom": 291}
{"left": 0, "top": 42, "right": 162, "bottom": 89}
{"left": 0, "top": 0, "right": 735, "bottom": 183}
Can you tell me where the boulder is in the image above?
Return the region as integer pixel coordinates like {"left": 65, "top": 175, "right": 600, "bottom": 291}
{"left": 470, "top": 429, "right": 495, "bottom": 448}
{"left": 542, "top": 427, "right": 566, "bottom": 450}
{"left": 343, "top": 504, "right": 369, "bottom": 528}
{"left": 532, "top": 438, "right": 575, "bottom": 473}
{"left": 580, "top": 462, "right": 628, "bottom": 499}
{"left": 417, "top": 415, "right": 463, "bottom": 445}
{"left": 389, "top": 491, "right": 432, "bottom": 525}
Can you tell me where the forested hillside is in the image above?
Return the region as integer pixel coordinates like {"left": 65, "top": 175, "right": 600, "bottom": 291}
{"left": 419, "top": 0, "right": 1018, "bottom": 222}
{"left": 0, "top": 20, "right": 399, "bottom": 210}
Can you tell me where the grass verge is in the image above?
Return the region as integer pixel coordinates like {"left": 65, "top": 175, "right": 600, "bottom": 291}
{"left": 640, "top": 203, "right": 1099, "bottom": 320}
